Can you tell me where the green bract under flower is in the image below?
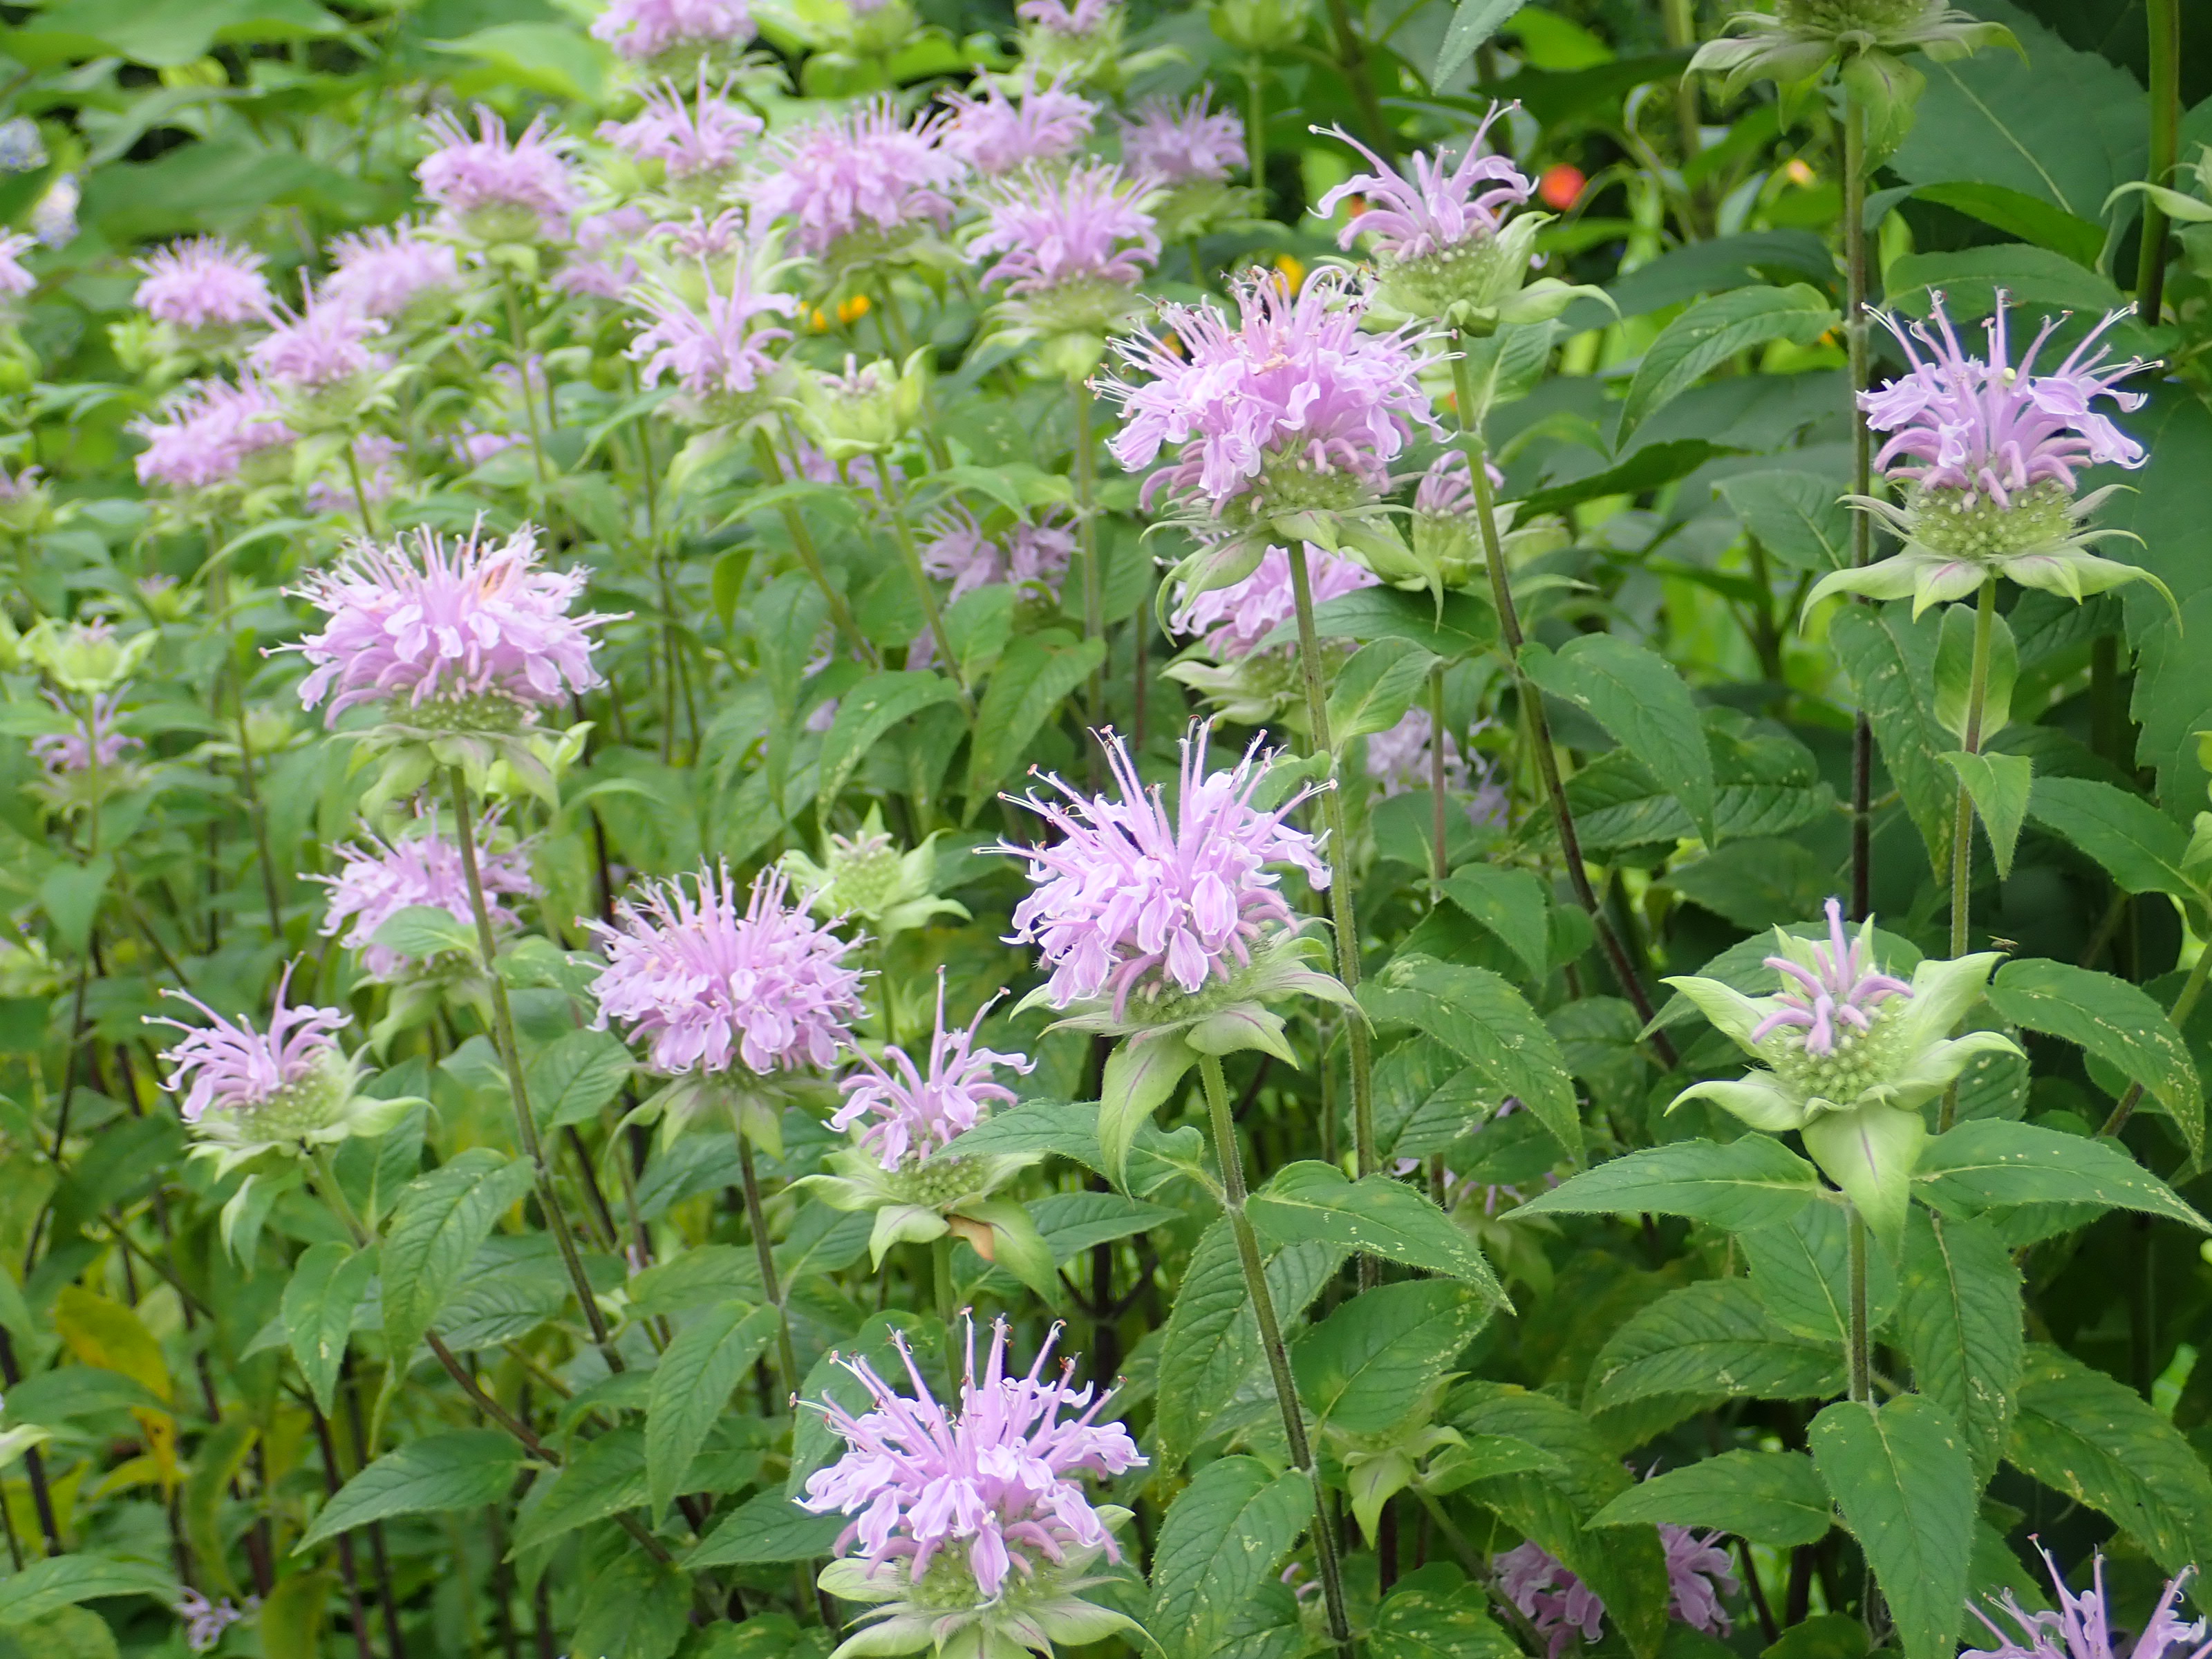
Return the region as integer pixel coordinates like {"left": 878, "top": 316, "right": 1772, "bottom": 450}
{"left": 1664, "top": 903, "right": 2019, "bottom": 1246}
{"left": 1688, "top": 0, "right": 2016, "bottom": 100}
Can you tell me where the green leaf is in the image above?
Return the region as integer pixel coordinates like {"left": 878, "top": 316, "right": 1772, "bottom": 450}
{"left": 1885, "top": 246, "right": 2129, "bottom": 332}
{"left": 297, "top": 1432, "right": 528, "bottom": 1550}
{"left": 685, "top": 1488, "right": 844, "bottom": 1567}
{"left": 0, "top": 1556, "right": 177, "bottom": 1626}
{"left": 965, "top": 634, "right": 1106, "bottom": 806}
{"left": 1262, "top": 585, "right": 1498, "bottom": 662}
{"left": 514, "top": 1426, "right": 648, "bottom": 1551}
{"left": 524, "top": 1028, "right": 633, "bottom": 1133}
{"left": 1148, "top": 1456, "right": 1313, "bottom": 1659}
{"left": 1155, "top": 1219, "right": 1346, "bottom": 1473}
{"left": 1440, "top": 866, "right": 1550, "bottom": 982}
{"left": 1741, "top": 1200, "right": 1896, "bottom": 1347}
{"left": 1524, "top": 635, "right": 1715, "bottom": 845}
{"left": 281, "top": 1241, "right": 377, "bottom": 1418}
{"left": 2005, "top": 1342, "right": 2212, "bottom": 1576}
{"left": 1829, "top": 606, "right": 1953, "bottom": 879}
{"left": 1515, "top": 1137, "right": 1821, "bottom": 1232}
{"left": 368, "top": 903, "right": 477, "bottom": 963}
{"left": 1293, "top": 1280, "right": 1492, "bottom": 1436}
{"left": 1717, "top": 470, "right": 1851, "bottom": 572}
{"left": 1588, "top": 1450, "right": 1832, "bottom": 1547}
{"left": 1026, "top": 1191, "right": 1181, "bottom": 1262}
{"left": 1560, "top": 718, "right": 1833, "bottom": 852}
{"left": 1248, "top": 1162, "right": 1508, "bottom": 1303}
{"left": 817, "top": 671, "right": 964, "bottom": 818}
{"left": 1099, "top": 1033, "right": 1196, "bottom": 1189}
{"left": 1984, "top": 962, "right": 2204, "bottom": 1159}
{"left": 1328, "top": 639, "right": 1440, "bottom": 744}
{"left": 1940, "top": 751, "right": 2032, "bottom": 879}
{"left": 427, "top": 21, "right": 610, "bottom": 101}
{"left": 1904, "top": 182, "right": 2103, "bottom": 269}
{"left": 1512, "top": 440, "right": 1721, "bottom": 522}
{"left": 1369, "top": 1564, "right": 1520, "bottom": 1659}
{"left": 1588, "top": 1280, "right": 1844, "bottom": 1409}
{"left": 2027, "top": 776, "right": 2199, "bottom": 903}
{"left": 379, "top": 1150, "right": 540, "bottom": 1364}
{"left": 1616, "top": 285, "right": 1839, "bottom": 444}
{"left": 1915, "top": 1118, "right": 2207, "bottom": 1229}
{"left": 255, "top": 1572, "right": 331, "bottom": 1659}
{"left": 645, "top": 1301, "right": 776, "bottom": 1526}
{"left": 1808, "top": 1396, "right": 1976, "bottom": 1659}
{"left": 1894, "top": 1210, "right": 2021, "bottom": 1487}
{"left": 1432, "top": 0, "right": 1524, "bottom": 88}
{"left": 1360, "top": 957, "right": 1580, "bottom": 1158}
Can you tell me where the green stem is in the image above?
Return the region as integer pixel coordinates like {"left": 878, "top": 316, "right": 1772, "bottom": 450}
{"left": 1319, "top": 0, "right": 1395, "bottom": 167}
{"left": 313, "top": 1145, "right": 368, "bottom": 1246}
{"left": 1844, "top": 94, "right": 1875, "bottom": 924}
{"left": 208, "top": 554, "right": 285, "bottom": 939}
{"left": 498, "top": 270, "right": 550, "bottom": 496}
{"left": 1073, "top": 381, "right": 1105, "bottom": 731}
{"left": 446, "top": 768, "right": 622, "bottom": 1369}
{"left": 341, "top": 436, "right": 377, "bottom": 540}
{"left": 2101, "top": 943, "right": 2212, "bottom": 1138}
{"left": 753, "top": 430, "right": 879, "bottom": 668}
{"left": 1450, "top": 345, "right": 1676, "bottom": 1064}
{"left": 2137, "top": 0, "right": 2180, "bottom": 322}
{"left": 873, "top": 456, "right": 976, "bottom": 719}
{"left": 1282, "top": 545, "right": 1378, "bottom": 1205}
{"left": 1245, "top": 56, "right": 1268, "bottom": 207}
{"left": 733, "top": 1121, "right": 802, "bottom": 1397}
{"left": 932, "top": 1232, "right": 959, "bottom": 1382}
{"left": 1846, "top": 1203, "right": 1871, "bottom": 1403}
{"left": 1427, "top": 663, "right": 1450, "bottom": 889}
{"left": 1197, "top": 1054, "right": 1354, "bottom": 1659}
{"left": 1939, "top": 580, "right": 1998, "bottom": 1133}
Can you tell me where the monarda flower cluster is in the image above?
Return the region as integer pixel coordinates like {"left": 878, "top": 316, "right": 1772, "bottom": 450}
{"left": 940, "top": 72, "right": 1097, "bottom": 176}
{"left": 971, "top": 160, "right": 1158, "bottom": 373}
{"left": 131, "top": 236, "right": 274, "bottom": 335}
{"left": 1810, "top": 294, "right": 2161, "bottom": 617}
{"left": 1163, "top": 541, "right": 1376, "bottom": 725}
{"left": 590, "top": 0, "right": 754, "bottom": 74}
{"left": 321, "top": 223, "right": 461, "bottom": 323}
{"left": 778, "top": 805, "right": 970, "bottom": 941}
{"left": 149, "top": 965, "right": 415, "bottom": 1176}
{"left": 317, "top": 810, "right": 535, "bottom": 981}
{"left": 1665, "top": 898, "right": 2021, "bottom": 1246}
{"left": 1114, "top": 91, "right": 1249, "bottom": 239}
{"left": 131, "top": 378, "right": 293, "bottom": 494}
{"left": 588, "top": 865, "right": 865, "bottom": 1149}
{"left": 624, "top": 252, "right": 796, "bottom": 427}
{"left": 599, "top": 73, "right": 763, "bottom": 201}
{"left": 417, "top": 107, "right": 581, "bottom": 245}
{"left": 746, "top": 97, "right": 964, "bottom": 272}
{"left": 1497, "top": 1526, "right": 1738, "bottom": 1659}
{"left": 800, "top": 1320, "right": 1146, "bottom": 1659}
{"left": 1967, "top": 1547, "right": 2211, "bottom": 1659}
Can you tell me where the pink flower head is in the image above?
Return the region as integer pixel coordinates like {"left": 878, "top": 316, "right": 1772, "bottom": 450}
{"left": 921, "top": 503, "right": 1076, "bottom": 603}
{"left": 625, "top": 259, "right": 795, "bottom": 405}
{"left": 417, "top": 108, "right": 581, "bottom": 240}
{"left": 590, "top": 0, "right": 753, "bottom": 64}
{"left": 321, "top": 224, "right": 461, "bottom": 320}
{"left": 30, "top": 691, "right": 141, "bottom": 776}
{"left": 176, "top": 1588, "right": 254, "bottom": 1653}
{"left": 1116, "top": 92, "right": 1244, "bottom": 186}
{"left": 131, "top": 378, "right": 294, "bottom": 491}
{"left": 317, "top": 809, "right": 534, "bottom": 979}
{"left": 1862, "top": 292, "right": 2150, "bottom": 505}
{"left": 556, "top": 207, "right": 652, "bottom": 299}
{"left": 0, "top": 232, "right": 35, "bottom": 301}
{"left": 1100, "top": 266, "right": 1441, "bottom": 518}
{"left": 799, "top": 1318, "right": 1145, "bottom": 1600}
{"left": 285, "top": 524, "right": 619, "bottom": 723}
{"left": 1496, "top": 1526, "right": 1735, "bottom": 1659}
{"left": 1365, "top": 707, "right": 1468, "bottom": 796}
{"left": 1170, "top": 541, "right": 1376, "bottom": 659}
{"left": 455, "top": 427, "right": 526, "bottom": 469}
{"left": 1968, "top": 1548, "right": 2211, "bottom": 1659}
{"left": 832, "top": 979, "right": 1033, "bottom": 1168}
{"left": 940, "top": 73, "right": 1097, "bottom": 176}
{"left": 997, "top": 722, "right": 1330, "bottom": 1015}
{"left": 132, "top": 237, "right": 274, "bottom": 331}
{"left": 653, "top": 207, "right": 749, "bottom": 263}
{"left": 746, "top": 97, "right": 964, "bottom": 260}
{"left": 248, "top": 297, "right": 390, "bottom": 392}
{"left": 971, "top": 160, "right": 1158, "bottom": 296}
{"left": 149, "top": 964, "right": 350, "bottom": 1125}
{"left": 1412, "top": 447, "right": 1503, "bottom": 515}
{"left": 1750, "top": 897, "right": 1913, "bottom": 1057}
{"left": 588, "top": 865, "right": 865, "bottom": 1076}
{"left": 1315, "top": 107, "right": 1535, "bottom": 263}
{"left": 1016, "top": 0, "right": 1114, "bottom": 34}
{"left": 599, "top": 73, "right": 764, "bottom": 178}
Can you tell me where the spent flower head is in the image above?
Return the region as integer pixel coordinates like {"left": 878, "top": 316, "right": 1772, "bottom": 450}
{"left": 1665, "top": 897, "right": 2021, "bottom": 1246}
{"left": 800, "top": 1318, "right": 1145, "bottom": 1657}
{"left": 418, "top": 107, "right": 582, "bottom": 243}
{"left": 1812, "top": 294, "right": 2160, "bottom": 616}
{"left": 1690, "top": 0, "right": 2016, "bottom": 106}
{"left": 132, "top": 237, "right": 274, "bottom": 334}
{"left": 588, "top": 864, "right": 865, "bottom": 1079}
{"left": 778, "top": 805, "right": 970, "bottom": 938}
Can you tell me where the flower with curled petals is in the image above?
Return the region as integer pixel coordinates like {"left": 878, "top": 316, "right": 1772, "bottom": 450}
{"left": 247, "top": 297, "right": 391, "bottom": 428}
{"left": 29, "top": 690, "right": 140, "bottom": 777}
{"left": 1117, "top": 91, "right": 1244, "bottom": 185}
{"left": 1810, "top": 294, "right": 2163, "bottom": 617}
{"left": 940, "top": 72, "right": 1096, "bottom": 176}
{"left": 316, "top": 807, "right": 535, "bottom": 982}
{"left": 800, "top": 1318, "right": 1145, "bottom": 1656}
{"left": 599, "top": 71, "right": 762, "bottom": 198}
{"left": 1162, "top": 541, "right": 1376, "bottom": 724}
{"left": 132, "top": 236, "right": 274, "bottom": 334}
{"left": 590, "top": 0, "right": 753, "bottom": 73}
{"left": 745, "top": 97, "right": 963, "bottom": 269}
{"left": 321, "top": 224, "right": 460, "bottom": 323}
{"left": 1663, "top": 898, "right": 2021, "bottom": 1246}
{"left": 418, "top": 107, "right": 581, "bottom": 243}
{"left": 1967, "top": 1546, "right": 2211, "bottom": 1659}
{"left": 971, "top": 160, "right": 1157, "bottom": 374}
{"left": 832, "top": 982, "right": 1033, "bottom": 1171}
{"left": 623, "top": 255, "right": 794, "bottom": 424}
{"left": 130, "top": 377, "right": 294, "bottom": 494}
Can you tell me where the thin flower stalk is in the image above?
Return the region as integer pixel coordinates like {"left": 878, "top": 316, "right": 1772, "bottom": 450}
{"left": 753, "top": 428, "right": 879, "bottom": 668}
{"left": 872, "top": 456, "right": 977, "bottom": 718}
{"left": 1845, "top": 97, "right": 1875, "bottom": 922}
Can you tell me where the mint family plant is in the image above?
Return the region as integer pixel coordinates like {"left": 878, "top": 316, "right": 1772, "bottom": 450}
{"left": 1, "top": 0, "right": 2212, "bottom": 1656}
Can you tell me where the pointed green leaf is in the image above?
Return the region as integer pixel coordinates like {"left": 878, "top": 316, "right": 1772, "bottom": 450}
{"left": 514, "top": 1425, "right": 647, "bottom": 1551}
{"left": 379, "top": 1150, "right": 539, "bottom": 1364}
{"left": 1985, "top": 961, "right": 2202, "bottom": 1157}
{"left": 1149, "top": 1456, "right": 1313, "bottom": 1659}
{"left": 1524, "top": 635, "right": 1716, "bottom": 845}
{"left": 1328, "top": 638, "right": 1441, "bottom": 744}
{"left": 524, "top": 1028, "right": 634, "bottom": 1133}
{"left": 297, "top": 1431, "right": 528, "bottom": 1550}
{"left": 1916, "top": 1118, "right": 2207, "bottom": 1229}
{"left": 1293, "top": 1280, "right": 1492, "bottom": 1435}
{"left": 1098, "top": 1032, "right": 1196, "bottom": 1188}
{"left": 2027, "top": 776, "right": 2199, "bottom": 903}
{"left": 1741, "top": 1200, "right": 1896, "bottom": 1346}
{"left": 1361, "top": 957, "right": 1580, "bottom": 1157}
{"left": 1515, "top": 1137, "right": 1821, "bottom": 1232}
{"left": 1588, "top": 1450, "right": 1832, "bottom": 1547}
{"left": 1440, "top": 866, "right": 1551, "bottom": 982}
{"left": 0, "top": 1555, "right": 178, "bottom": 1626}
{"left": 966, "top": 634, "right": 1105, "bottom": 805}
{"left": 281, "top": 1241, "right": 377, "bottom": 1418}
{"left": 1895, "top": 1210, "right": 2021, "bottom": 1486}
{"left": 1808, "top": 1396, "right": 1976, "bottom": 1659}
{"left": 1716, "top": 470, "right": 1851, "bottom": 573}
{"left": 1248, "top": 1162, "right": 1508, "bottom": 1304}
{"left": 816, "top": 670, "right": 964, "bottom": 819}
{"left": 685, "top": 1488, "right": 844, "bottom": 1568}
{"left": 646, "top": 1301, "right": 777, "bottom": 1526}
{"left": 1588, "top": 1280, "right": 1844, "bottom": 1410}
{"left": 1829, "top": 606, "right": 1953, "bottom": 879}
{"left": 1432, "top": 0, "right": 1524, "bottom": 88}
{"left": 1617, "top": 285, "right": 1839, "bottom": 444}
{"left": 1370, "top": 1563, "right": 1520, "bottom": 1659}
{"left": 1940, "top": 751, "right": 2032, "bottom": 878}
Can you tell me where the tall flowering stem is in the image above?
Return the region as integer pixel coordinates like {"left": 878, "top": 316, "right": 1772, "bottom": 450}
{"left": 1075, "top": 385, "right": 1104, "bottom": 735}
{"left": 205, "top": 544, "right": 285, "bottom": 938}
{"left": 1448, "top": 345, "right": 1676, "bottom": 1064}
{"left": 2139, "top": 0, "right": 2180, "bottom": 322}
{"left": 1945, "top": 578, "right": 1998, "bottom": 972}
{"left": 1195, "top": 1051, "right": 1355, "bottom": 1658}
{"left": 445, "top": 768, "right": 624, "bottom": 1369}
{"left": 1844, "top": 97, "right": 1875, "bottom": 923}
{"left": 872, "top": 458, "right": 977, "bottom": 718}
{"left": 754, "top": 429, "right": 879, "bottom": 668}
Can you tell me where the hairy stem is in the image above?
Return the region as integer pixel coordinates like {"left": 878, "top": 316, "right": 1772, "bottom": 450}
{"left": 1846, "top": 1204, "right": 1871, "bottom": 1403}
{"left": 2137, "top": 0, "right": 2180, "bottom": 322}
{"left": 1844, "top": 95, "right": 1875, "bottom": 923}
{"left": 734, "top": 1121, "right": 801, "bottom": 1398}
{"left": 2101, "top": 942, "right": 2212, "bottom": 1138}
{"left": 1197, "top": 1053, "right": 1353, "bottom": 1658}
{"left": 499, "top": 270, "right": 550, "bottom": 496}
{"left": 446, "top": 768, "right": 622, "bottom": 1369}
{"left": 754, "top": 429, "right": 879, "bottom": 668}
